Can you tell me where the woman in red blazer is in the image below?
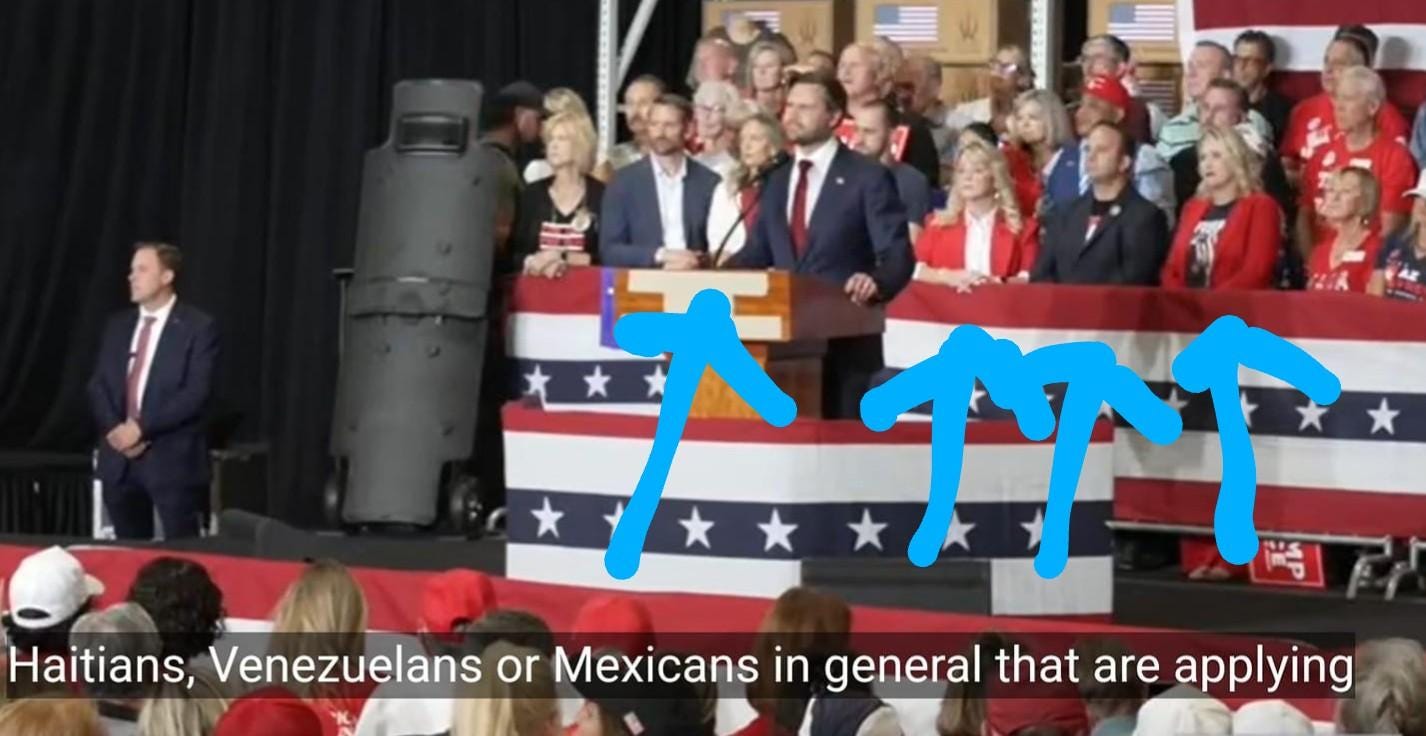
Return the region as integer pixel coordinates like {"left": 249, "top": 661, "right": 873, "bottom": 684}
{"left": 914, "top": 139, "right": 1039, "bottom": 288}
{"left": 1161, "top": 126, "right": 1283, "bottom": 289}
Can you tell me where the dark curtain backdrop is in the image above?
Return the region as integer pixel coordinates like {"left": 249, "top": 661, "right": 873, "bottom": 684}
{"left": 0, "top": 0, "right": 701, "bottom": 526}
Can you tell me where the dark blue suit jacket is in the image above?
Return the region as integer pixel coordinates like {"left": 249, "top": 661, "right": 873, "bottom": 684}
{"left": 599, "top": 156, "right": 720, "bottom": 267}
{"left": 87, "top": 302, "right": 219, "bottom": 489}
{"left": 732, "top": 144, "right": 914, "bottom": 300}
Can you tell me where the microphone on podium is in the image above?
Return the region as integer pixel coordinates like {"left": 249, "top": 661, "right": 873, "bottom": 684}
{"left": 709, "top": 152, "right": 792, "bottom": 269}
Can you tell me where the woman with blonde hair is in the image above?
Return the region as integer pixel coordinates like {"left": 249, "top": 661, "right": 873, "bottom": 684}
{"left": 450, "top": 641, "right": 559, "bottom": 736}
{"left": 138, "top": 666, "right": 231, "bottom": 736}
{"left": 705, "top": 112, "right": 785, "bottom": 263}
{"left": 0, "top": 698, "right": 105, "bottom": 736}
{"left": 1004, "top": 89, "right": 1074, "bottom": 217}
{"left": 1160, "top": 125, "right": 1281, "bottom": 289}
{"left": 268, "top": 559, "right": 373, "bottom": 736}
{"left": 1306, "top": 166, "right": 1384, "bottom": 292}
{"left": 524, "top": 88, "right": 605, "bottom": 183}
{"left": 513, "top": 111, "right": 605, "bottom": 277}
{"left": 913, "top": 139, "right": 1038, "bottom": 288}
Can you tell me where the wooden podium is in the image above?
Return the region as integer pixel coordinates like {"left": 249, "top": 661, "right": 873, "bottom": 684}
{"left": 611, "top": 269, "right": 884, "bottom": 420}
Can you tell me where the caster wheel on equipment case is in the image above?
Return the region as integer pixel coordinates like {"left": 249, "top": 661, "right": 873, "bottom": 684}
{"left": 446, "top": 475, "right": 483, "bottom": 538}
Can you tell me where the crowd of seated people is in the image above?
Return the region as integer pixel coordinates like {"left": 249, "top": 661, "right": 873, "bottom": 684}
{"left": 1, "top": 546, "right": 1423, "bottom": 735}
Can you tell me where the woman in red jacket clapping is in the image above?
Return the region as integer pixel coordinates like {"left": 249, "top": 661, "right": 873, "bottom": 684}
{"left": 1161, "top": 125, "right": 1282, "bottom": 289}
{"left": 913, "top": 139, "right": 1038, "bottom": 289}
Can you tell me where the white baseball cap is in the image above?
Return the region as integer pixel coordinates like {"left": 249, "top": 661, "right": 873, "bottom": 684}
{"left": 1406, "top": 168, "right": 1426, "bottom": 199}
{"left": 1133, "top": 685, "right": 1232, "bottom": 736}
{"left": 1232, "top": 699, "right": 1314, "bottom": 735}
{"left": 6, "top": 546, "right": 105, "bottom": 629}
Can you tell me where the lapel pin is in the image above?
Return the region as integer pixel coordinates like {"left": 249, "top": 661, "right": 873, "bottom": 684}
{"left": 1109, "top": 204, "right": 1122, "bottom": 218}
{"left": 835, "top": 176, "right": 845, "bottom": 185}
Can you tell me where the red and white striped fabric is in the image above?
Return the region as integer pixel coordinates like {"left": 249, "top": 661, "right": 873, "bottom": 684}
{"left": 885, "top": 283, "right": 1426, "bottom": 541}
{"left": 1183, "top": 0, "right": 1426, "bottom": 111}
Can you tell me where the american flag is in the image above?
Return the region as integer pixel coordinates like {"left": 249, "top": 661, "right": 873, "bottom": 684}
{"left": 722, "top": 9, "right": 780, "bottom": 33}
{"left": 504, "top": 270, "right": 1114, "bottom": 615}
{"left": 1136, "top": 77, "right": 1181, "bottom": 117}
{"left": 873, "top": 5, "right": 939, "bottom": 44}
{"left": 1107, "top": 2, "right": 1177, "bottom": 43}
{"left": 508, "top": 270, "right": 1426, "bottom": 553}
{"left": 1187, "top": 0, "right": 1426, "bottom": 108}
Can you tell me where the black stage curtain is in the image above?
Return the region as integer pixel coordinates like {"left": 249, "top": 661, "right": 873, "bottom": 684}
{"left": 0, "top": 0, "right": 701, "bottom": 526}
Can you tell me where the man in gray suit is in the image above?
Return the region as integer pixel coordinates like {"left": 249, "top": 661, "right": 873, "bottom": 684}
{"left": 600, "top": 95, "right": 720, "bottom": 269}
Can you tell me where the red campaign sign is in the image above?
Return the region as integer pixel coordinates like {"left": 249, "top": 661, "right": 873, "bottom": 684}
{"left": 834, "top": 120, "right": 910, "bottom": 162}
{"left": 1249, "top": 540, "right": 1326, "bottom": 589}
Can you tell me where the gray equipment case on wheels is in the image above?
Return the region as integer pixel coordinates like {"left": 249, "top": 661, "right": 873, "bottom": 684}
{"left": 329, "top": 79, "right": 499, "bottom": 528}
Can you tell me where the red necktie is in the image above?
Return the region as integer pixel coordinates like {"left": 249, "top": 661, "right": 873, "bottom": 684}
{"left": 738, "top": 185, "right": 761, "bottom": 230}
{"left": 790, "top": 159, "right": 813, "bottom": 256}
{"left": 126, "top": 316, "right": 157, "bottom": 419}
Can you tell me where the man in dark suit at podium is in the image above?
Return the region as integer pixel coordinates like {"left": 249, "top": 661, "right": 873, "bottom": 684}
{"left": 87, "top": 242, "right": 218, "bottom": 539}
{"left": 731, "top": 70, "right": 914, "bottom": 419}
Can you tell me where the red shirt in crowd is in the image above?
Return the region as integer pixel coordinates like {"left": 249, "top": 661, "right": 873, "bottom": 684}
{"left": 1279, "top": 92, "right": 1410, "bottom": 167}
{"left": 1307, "top": 230, "right": 1383, "bottom": 293}
{"left": 1002, "top": 144, "right": 1043, "bottom": 218}
{"left": 1160, "top": 193, "right": 1282, "bottom": 290}
{"left": 313, "top": 680, "right": 379, "bottom": 736}
{"left": 1299, "top": 131, "right": 1418, "bottom": 237}
{"left": 913, "top": 210, "right": 1040, "bottom": 279}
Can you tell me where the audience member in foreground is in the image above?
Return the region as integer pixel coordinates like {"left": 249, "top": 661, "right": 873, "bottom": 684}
{"left": 1307, "top": 167, "right": 1384, "bottom": 292}
{"left": 1161, "top": 125, "right": 1282, "bottom": 289}
{"left": 353, "top": 570, "right": 497, "bottom": 736}
{"left": 914, "top": 138, "right": 1037, "bottom": 287}
{"left": 126, "top": 555, "right": 226, "bottom": 663}
{"left": 1231, "top": 699, "right": 1314, "bottom": 735}
{"left": 214, "top": 687, "right": 325, "bottom": 736}
{"left": 3, "top": 546, "right": 103, "bottom": 670}
{"left": 983, "top": 679, "right": 1090, "bottom": 736}
{"left": 448, "top": 641, "right": 560, "bottom": 736}
{"left": 735, "top": 587, "right": 853, "bottom": 736}
{"left": 1336, "top": 637, "right": 1426, "bottom": 735}
{"left": 1370, "top": 170, "right": 1426, "bottom": 300}
{"left": 137, "top": 665, "right": 231, "bottom": 736}
{"left": 70, "top": 602, "right": 166, "bottom": 735}
{"left": 706, "top": 112, "right": 785, "bottom": 263}
{"left": 1033, "top": 123, "right": 1170, "bottom": 285}
{"left": 1072, "top": 638, "right": 1147, "bottom": 736}
{"left": 0, "top": 698, "right": 104, "bottom": 736}
{"left": 267, "top": 559, "right": 375, "bottom": 736}
{"left": 1130, "top": 684, "right": 1231, "bottom": 736}
{"left": 935, "top": 633, "right": 1011, "bottom": 736}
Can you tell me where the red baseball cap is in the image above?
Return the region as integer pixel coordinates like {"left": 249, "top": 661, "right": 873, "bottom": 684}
{"left": 1083, "top": 75, "right": 1130, "bottom": 114}
{"left": 985, "top": 680, "right": 1090, "bottom": 736}
{"left": 569, "top": 594, "right": 656, "bottom": 655}
{"left": 419, "top": 569, "right": 498, "bottom": 635}
{"left": 214, "top": 688, "right": 324, "bottom": 736}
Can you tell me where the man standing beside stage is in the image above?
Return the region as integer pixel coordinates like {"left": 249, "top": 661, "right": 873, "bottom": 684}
{"left": 87, "top": 242, "right": 218, "bottom": 539}
{"left": 731, "top": 70, "right": 914, "bottom": 419}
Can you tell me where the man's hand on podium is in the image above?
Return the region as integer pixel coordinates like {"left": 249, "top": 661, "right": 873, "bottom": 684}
{"left": 656, "top": 249, "right": 704, "bottom": 271}
{"left": 845, "top": 272, "right": 878, "bottom": 305}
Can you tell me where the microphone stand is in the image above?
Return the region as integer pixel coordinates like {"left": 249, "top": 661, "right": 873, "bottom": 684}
{"left": 709, "top": 154, "right": 790, "bottom": 269}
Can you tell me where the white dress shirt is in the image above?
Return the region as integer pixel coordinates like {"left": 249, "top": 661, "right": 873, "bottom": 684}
{"left": 705, "top": 182, "right": 748, "bottom": 257}
{"left": 787, "top": 136, "right": 840, "bottom": 226}
{"left": 964, "top": 207, "right": 996, "bottom": 276}
{"left": 127, "top": 294, "right": 176, "bottom": 416}
{"left": 652, "top": 155, "right": 688, "bottom": 251}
